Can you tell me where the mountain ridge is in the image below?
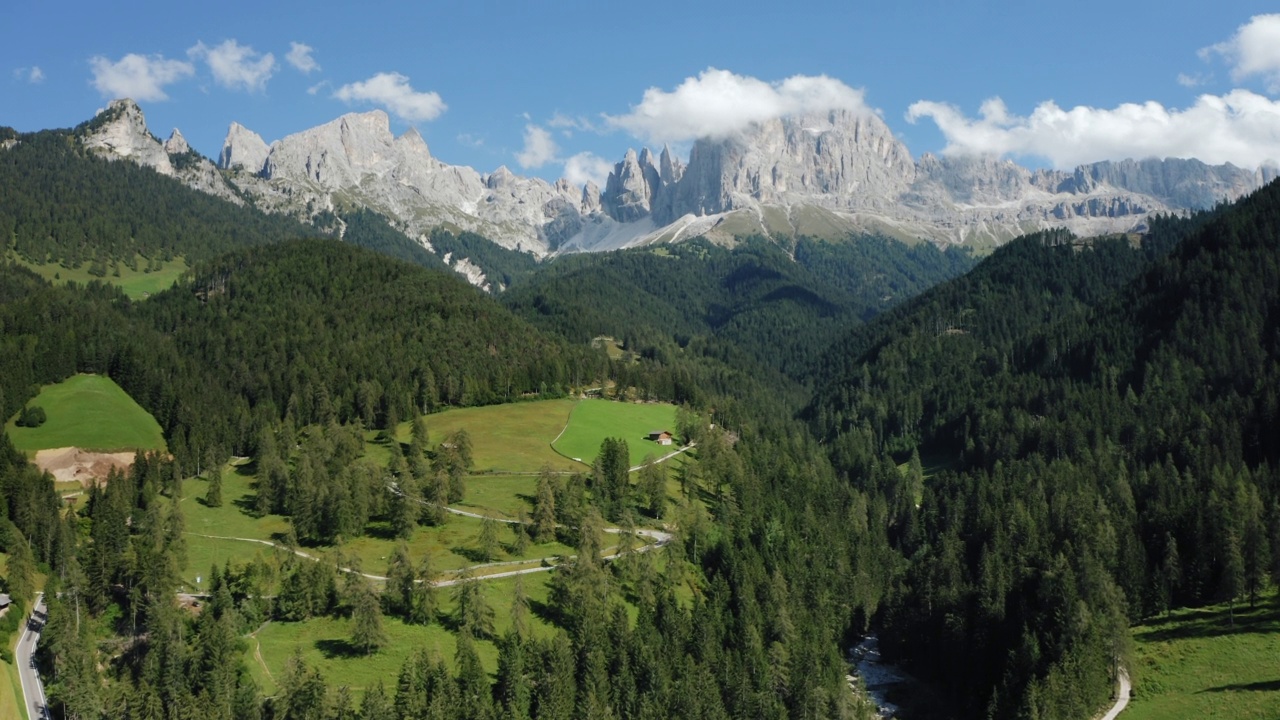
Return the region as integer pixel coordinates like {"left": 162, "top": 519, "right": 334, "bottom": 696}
{"left": 77, "top": 99, "right": 1279, "bottom": 257}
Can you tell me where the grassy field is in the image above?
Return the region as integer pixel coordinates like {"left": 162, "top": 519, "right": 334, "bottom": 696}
{"left": 172, "top": 398, "right": 693, "bottom": 697}
{"left": 177, "top": 461, "right": 578, "bottom": 589}
{"left": 5, "top": 374, "right": 166, "bottom": 454}
{"left": 0, "top": 650, "right": 23, "bottom": 720}
{"left": 1126, "top": 595, "right": 1280, "bottom": 719}
{"left": 370, "top": 400, "right": 581, "bottom": 473}
{"left": 0, "top": 554, "right": 26, "bottom": 720}
{"left": 6, "top": 250, "right": 188, "bottom": 300}
{"left": 552, "top": 399, "right": 679, "bottom": 467}
{"left": 246, "top": 572, "right": 557, "bottom": 694}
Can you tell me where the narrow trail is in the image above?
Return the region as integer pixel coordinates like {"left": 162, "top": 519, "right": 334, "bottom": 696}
{"left": 248, "top": 621, "right": 275, "bottom": 683}
{"left": 1098, "top": 668, "right": 1130, "bottom": 720}
{"left": 185, "top": 515, "right": 669, "bottom": 590}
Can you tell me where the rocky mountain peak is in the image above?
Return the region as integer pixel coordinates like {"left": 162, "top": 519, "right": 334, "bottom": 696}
{"left": 603, "top": 147, "right": 662, "bottom": 222}
{"left": 81, "top": 99, "right": 242, "bottom": 205}
{"left": 487, "top": 166, "right": 515, "bottom": 190}
{"left": 164, "top": 128, "right": 190, "bottom": 155}
{"left": 218, "top": 122, "right": 270, "bottom": 174}
{"left": 81, "top": 98, "right": 172, "bottom": 174}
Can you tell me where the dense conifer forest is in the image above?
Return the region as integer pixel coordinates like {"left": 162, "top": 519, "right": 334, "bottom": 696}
{"left": 2, "top": 118, "right": 1279, "bottom": 719}
{"left": 809, "top": 184, "right": 1280, "bottom": 718}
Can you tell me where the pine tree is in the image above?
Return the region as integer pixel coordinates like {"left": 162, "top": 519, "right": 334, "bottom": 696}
{"left": 350, "top": 581, "right": 387, "bottom": 654}
{"left": 533, "top": 469, "right": 558, "bottom": 543}
{"left": 383, "top": 543, "right": 415, "bottom": 618}
{"left": 359, "top": 681, "right": 395, "bottom": 720}
{"left": 479, "top": 517, "right": 501, "bottom": 562}
{"left": 204, "top": 467, "right": 223, "bottom": 508}
{"left": 409, "top": 553, "right": 437, "bottom": 625}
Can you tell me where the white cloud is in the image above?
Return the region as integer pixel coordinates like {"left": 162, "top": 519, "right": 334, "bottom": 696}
{"left": 13, "top": 66, "right": 44, "bottom": 84}
{"left": 457, "top": 133, "right": 484, "bottom": 148}
{"left": 906, "top": 90, "right": 1280, "bottom": 170}
{"left": 1177, "top": 72, "right": 1207, "bottom": 88}
{"left": 332, "top": 72, "right": 446, "bottom": 123}
{"left": 189, "top": 40, "right": 276, "bottom": 93}
{"left": 548, "top": 112, "right": 597, "bottom": 135}
{"left": 1202, "top": 14, "right": 1280, "bottom": 93}
{"left": 516, "top": 125, "right": 559, "bottom": 169}
{"left": 306, "top": 80, "right": 328, "bottom": 96}
{"left": 286, "top": 42, "right": 319, "bottom": 74}
{"left": 605, "top": 68, "right": 871, "bottom": 144}
{"left": 563, "top": 152, "right": 613, "bottom": 188}
{"left": 89, "top": 53, "right": 194, "bottom": 101}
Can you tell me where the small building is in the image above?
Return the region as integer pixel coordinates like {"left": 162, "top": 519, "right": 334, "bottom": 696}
{"left": 648, "top": 430, "right": 674, "bottom": 446}
{"left": 0, "top": 593, "right": 10, "bottom": 616}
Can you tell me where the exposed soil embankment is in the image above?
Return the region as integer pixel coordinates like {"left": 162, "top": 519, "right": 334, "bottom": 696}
{"left": 33, "top": 447, "right": 135, "bottom": 486}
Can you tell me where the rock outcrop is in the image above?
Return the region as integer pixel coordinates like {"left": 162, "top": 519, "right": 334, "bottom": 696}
{"left": 80, "top": 100, "right": 243, "bottom": 205}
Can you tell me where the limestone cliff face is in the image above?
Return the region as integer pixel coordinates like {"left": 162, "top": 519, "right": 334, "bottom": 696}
{"left": 85, "top": 99, "right": 1277, "bottom": 261}
{"left": 219, "top": 122, "right": 270, "bottom": 174}
{"left": 594, "top": 107, "right": 1272, "bottom": 246}
{"left": 217, "top": 110, "right": 588, "bottom": 255}
{"left": 80, "top": 100, "right": 242, "bottom": 205}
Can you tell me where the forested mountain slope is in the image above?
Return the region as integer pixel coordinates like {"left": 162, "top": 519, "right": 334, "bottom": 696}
{"left": 810, "top": 182, "right": 1280, "bottom": 719}
{"left": 504, "top": 235, "right": 972, "bottom": 394}
{"left": 0, "top": 127, "right": 323, "bottom": 268}
{"left": 0, "top": 240, "right": 603, "bottom": 471}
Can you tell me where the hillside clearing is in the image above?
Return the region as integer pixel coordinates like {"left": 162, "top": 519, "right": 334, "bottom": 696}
{"left": 6, "top": 374, "right": 165, "bottom": 455}
{"left": 552, "top": 399, "right": 679, "bottom": 467}
{"left": 1125, "top": 595, "right": 1280, "bottom": 719}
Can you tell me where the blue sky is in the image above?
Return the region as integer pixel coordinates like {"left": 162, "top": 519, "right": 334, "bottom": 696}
{"left": 4, "top": 1, "right": 1280, "bottom": 187}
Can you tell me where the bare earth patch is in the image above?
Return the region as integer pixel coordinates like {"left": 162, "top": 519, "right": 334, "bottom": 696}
{"left": 33, "top": 447, "right": 135, "bottom": 486}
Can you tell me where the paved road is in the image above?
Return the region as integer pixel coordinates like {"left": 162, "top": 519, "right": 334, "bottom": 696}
{"left": 16, "top": 592, "right": 49, "bottom": 720}
{"left": 1099, "top": 668, "right": 1131, "bottom": 720}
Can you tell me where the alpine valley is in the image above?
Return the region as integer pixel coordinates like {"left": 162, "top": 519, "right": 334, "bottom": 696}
{"left": 3, "top": 85, "right": 1280, "bottom": 720}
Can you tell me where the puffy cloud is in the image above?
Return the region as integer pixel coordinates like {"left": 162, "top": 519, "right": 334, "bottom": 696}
{"left": 332, "top": 72, "right": 446, "bottom": 123}
{"left": 515, "top": 125, "right": 558, "bottom": 169}
{"left": 89, "top": 53, "right": 194, "bottom": 101}
{"left": 1202, "top": 14, "right": 1280, "bottom": 92}
{"left": 605, "top": 68, "right": 871, "bottom": 144}
{"left": 906, "top": 90, "right": 1280, "bottom": 170}
{"left": 189, "top": 40, "right": 276, "bottom": 93}
{"left": 286, "top": 42, "right": 319, "bottom": 74}
{"left": 563, "top": 152, "right": 612, "bottom": 188}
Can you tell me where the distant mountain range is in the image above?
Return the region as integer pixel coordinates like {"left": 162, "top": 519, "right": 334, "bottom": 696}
{"left": 79, "top": 99, "right": 1278, "bottom": 256}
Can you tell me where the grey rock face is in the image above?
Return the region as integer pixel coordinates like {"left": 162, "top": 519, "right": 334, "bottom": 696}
{"left": 86, "top": 99, "right": 1276, "bottom": 266}
{"left": 218, "top": 122, "right": 271, "bottom": 174}
{"left": 216, "top": 110, "right": 592, "bottom": 256}
{"left": 81, "top": 99, "right": 243, "bottom": 205}
{"left": 164, "top": 128, "right": 190, "bottom": 155}
{"left": 594, "top": 107, "right": 1272, "bottom": 246}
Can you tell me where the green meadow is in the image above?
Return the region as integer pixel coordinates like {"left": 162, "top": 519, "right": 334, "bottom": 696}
{"left": 6, "top": 374, "right": 166, "bottom": 454}
{"left": 551, "top": 399, "right": 679, "bottom": 467}
{"left": 6, "top": 251, "right": 188, "bottom": 300}
{"left": 1125, "top": 595, "right": 1280, "bottom": 720}
{"left": 246, "top": 572, "right": 558, "bottom": 694}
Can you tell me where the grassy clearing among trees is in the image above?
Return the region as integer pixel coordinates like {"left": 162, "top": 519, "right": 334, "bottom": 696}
{"left": 1126, "top": 595, "right": 1280, "bottom": 719}
{"left": 247, "top": 572, "right": 558, "bottom": 694}
{"left": 370, "top": 399, "right": 581, "bottom": 473}
{"left": 551, "top": 399, "right": 679, "bottom": 467}
{"left": 5, "top": 373, "right": 166, "bottom": 454}
{"left": 5, "top": 250, "right": 188, "bottom": 300}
